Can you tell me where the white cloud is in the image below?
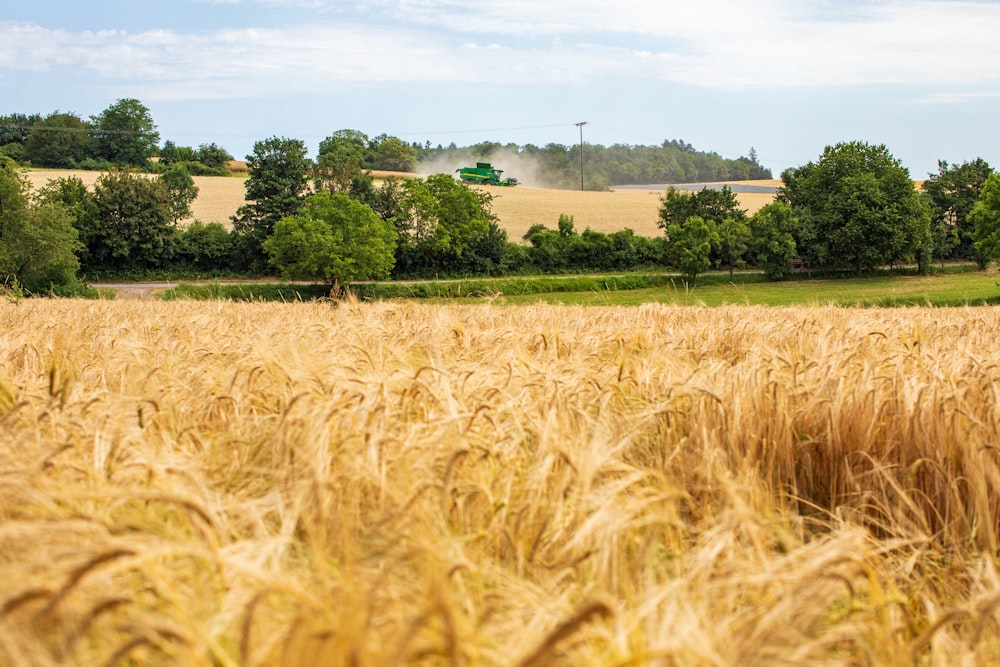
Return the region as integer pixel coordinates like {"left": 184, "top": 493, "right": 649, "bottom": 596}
{"left": 2, "top": 0, "right": 998, "bottom": 100}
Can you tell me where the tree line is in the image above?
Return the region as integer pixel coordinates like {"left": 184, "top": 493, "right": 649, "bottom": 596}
{"left": 0, "top": 99, "right": 232, "bottom": 175}
{"left": 2, "top": 99, "right": 771, "bottom": 189}
{"left": 1, "top": 97, "right": 998, "bottom": 294}
{"left": 414, "top": 140, "right": 772, "bottom": 189}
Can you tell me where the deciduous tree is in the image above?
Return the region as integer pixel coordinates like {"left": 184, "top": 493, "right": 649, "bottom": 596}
{"left": 159, "top": 164, "right": 199, "bottom": 225}
{"left": 0, "top": 157, "right": 81, "bottom": 292}
{"left": 231, "top": 136, "right": 310, "bottom": 272}
{"left": 25, "top": 112, "right": 91, "bottom": 167}
{"left": 90, "top": 98, "right": 160, "bottom": 167}
{"left": 666, "top": 215, "right": 718, "bottom": 284}
{"left": 749, "top": 202, "right": 799, "bottom": 281}
{"left": 922, "top": 158, "right": 994, "bottom": 268}
{"left": 91, "top": 169, "right": 175, "bottom": 271}
{"left": 778, "top": 142, "right": 928, "bottom": 275}
{"left": 34, "top": 176, "right": 100, "bottom": 273}
{"left": 970, "top": 173, "right": 1000, "bottom": 267}
{"left": 314, "top": 129, "right": 369, "bottom": 193}
{"left": 263, "top": 191, "right": 396, "bottom": 286}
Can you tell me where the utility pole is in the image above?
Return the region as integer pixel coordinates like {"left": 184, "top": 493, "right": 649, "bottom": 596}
{"left": 575, "top": 121, "right": 587, "bottom": 191}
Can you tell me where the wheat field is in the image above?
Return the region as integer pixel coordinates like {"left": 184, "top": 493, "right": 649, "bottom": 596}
{"left": 23, "top": 170, "right": 775, "bottom": 239}
{"left": 1, "top": 298, "right": 999, "bottom": 666}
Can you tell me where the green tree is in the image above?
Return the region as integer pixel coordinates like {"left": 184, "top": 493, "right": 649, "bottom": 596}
{"left": 91, "top": 169, "right": 175, "bottom": 271}
{"left": 717, "top": 216, "right": 751, "bottom": 281}
{"left": 0, "top": 113, "right": 41, "bottom": 146}
{"left": 315, "top": 129, "right": 369, "bottom": 193}
{"left": 666, "top": 215, "right": 718, "bottom": 284}
{"left": 388, "top": 174, "right": 506, "bottom": 275}
{"left": 778, "top": 142, "right": 928, "bottom": 275}
{"left": 231, "top": 136, "right": 310, "bottom": 272}
{"left": 368, "top": 134, "right": 417, "bottom": 172}
{"left": 969, "top": 173, "right": 1000, "bottom": 267}
{"left": 263, "top": 191, "right": 396, "bottom": 286}
{"left": 176, "top": 221, "right": 233, "bottom": 272}
{"left": 659, "top": 185, "right": 745, "bottom": 229}
{"left": 159, "top": 140, "right": 196, "bottom": 165}
{"left": 195, "top": 143, "right": 233, "bottom": 170}
{"left": 922, "top": 158, "right": 994, "bottom": 268}
{"left": 749, "top": 202, "right": 799, "bottom": 281}
{"left": 34, "top": 175, "right": 100, "bottom": 273}
{"left": 159, "top": 164, "right": 199, "bottom": 225}
{"left": 90, "top": 98, "right": 160, "bottom": 167}
{"left": 25, "top": 112, "right": 91, "bottom": 167}
{"left": 0, "top": 157, "right": 81, "bottom": 292}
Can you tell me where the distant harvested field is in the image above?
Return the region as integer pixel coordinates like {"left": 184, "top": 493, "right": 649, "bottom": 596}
{"left": 23, "top": 168, "right": 775, "bottom": 239}
{"left": 3, "top": 300, "right": 1000, "bottom": 665}
{"left": 486, "top": 184, "right": 776, "bottom": 239}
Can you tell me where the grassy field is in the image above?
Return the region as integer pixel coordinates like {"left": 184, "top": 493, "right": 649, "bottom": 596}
{"left": 2, "top": 299, "right": 999, "bottom": 665}
{"left": 159, "top": 268, "right": 1000, "bottom": 309}
{"left": 22, "top": 168, "right": 775, "bottom": 240}
{"left": 430, "top": 268, "right": 1000, "bottom": 307}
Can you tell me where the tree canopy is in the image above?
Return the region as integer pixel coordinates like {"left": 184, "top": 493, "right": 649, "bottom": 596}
{"left": 231, "top": 136, "right": 310, "bottom": 272}
{"left": 969, "top": 173, "right": 1000, "bottom": 267}
{"left": 90, "top": 169, "right": 175, "bottom": 271}
{"left": 263, "top": 191, "right": 396, "bottom": 286}
{"left": 778, "top": 142, "right": 929, "bottom": 275}
{"left": 25, "top": 112, "right": 91, "bottom": 168}
{"left": 0, "top": 156, "right": 81, "bottom": 292}
{"left": 89, "top": 98, "right": 160, "bottom": 167}
{"left": 922, "top": 158, "right": 994, "bottom": 268}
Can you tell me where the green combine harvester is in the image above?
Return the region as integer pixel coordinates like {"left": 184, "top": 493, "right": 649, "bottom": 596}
{"left": 456, "top": 162, "right": 519, "bottom": 186}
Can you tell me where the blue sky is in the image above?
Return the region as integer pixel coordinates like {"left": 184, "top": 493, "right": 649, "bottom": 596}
{"left": 2, "top": 0, "right": 999, "bottom": 179}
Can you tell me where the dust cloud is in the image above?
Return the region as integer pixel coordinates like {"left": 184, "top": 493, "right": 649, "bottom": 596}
{"left": 416, "top": 148, "right": 556, "bottom": 189}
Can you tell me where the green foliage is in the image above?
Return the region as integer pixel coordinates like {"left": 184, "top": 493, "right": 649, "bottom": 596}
{"left": 0, "top": 157, "right": 82, "bottom": 293}
{"left": 231, "top": 136, "right": 310, "bottom": 272}
{"left": 658, "top": 185, "right": 746, "bottom": 229}
{"left": 195, "top": 143, "right": 233, "bottom": 169}
{"left": 666, "top": 215, "right": 719, "bottom": 283}
{"left": 717, "top": 216, "right": 751, "bottom": 281}
{"left": 778, "top": 142, "right": 929, "bottom": 275}
{"left": 35, "top": 176, "right": 101, "bottom": 273}
{"left": 388, "top": 174, "right": 500, "bottom": 275}
{"left": 315, "top": 129, "right": 369, "bottom": 193}
{"left": 91, "top": 169, "right": 176, "bottom": 271}
{"left": 264, "top": 191, "right": 397, "bottom": 286}
{"left": 415, "top": 139, "right": 771, "bottom": 188}
{"left": 922, "top": 158, "right": 994, "bottom": 268}
{"left": 368, "top": 134, "right": 416, "bottom": 172}
{"left": 0, "top": 143, "right": 27, "bottom": 164}
{"left": 176, "top": 221, "right": 233, "bottom": 272}
{"left": 25, "top": 112, "right": 91, "bottom": 167}
{"left": 0, "top": 113, "right": 41, "bottom": 146}
{"left": 749, "top": 202, "right": 799, "bottom": 281}
{"left": 518, "top": 215, "right": 664, "bottom": 274}
{"left": 159, "top": 140, "right": 196, "bottom": 164}
{"left": 970, "top": 173, "right": 1000, "bottom": 266}
{"left": 158, "top": 141, "right": 232, "bottom": 175}
{"left": 89, "top": 98, "right": 160, "bottom": 167}
{"left": 159, "top": 164, "right": 199, "bottom": 224}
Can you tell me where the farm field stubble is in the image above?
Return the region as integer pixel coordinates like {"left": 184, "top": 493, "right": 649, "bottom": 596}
{"left": 2, "top": 299, "right": 999, "bottom": 665}
{"left": 23, "top": 169, "right": 776, "bottom": 240}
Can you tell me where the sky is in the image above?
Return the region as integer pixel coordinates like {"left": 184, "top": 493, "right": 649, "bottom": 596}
{"left": 2, "top": 0, "right": 999, "bottom": 180}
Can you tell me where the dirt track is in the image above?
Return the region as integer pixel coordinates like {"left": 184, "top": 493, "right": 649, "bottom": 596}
{"left": 92, "top": 282, "right": 177, "bottom": 300}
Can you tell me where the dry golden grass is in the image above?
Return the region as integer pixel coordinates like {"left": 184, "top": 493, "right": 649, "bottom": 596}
{"left": 23, "top": 169, "right": 775, "bottom": 239}
{"left": 1, "top": 299, "right": 999, "bottom": 666}
{"left": 24, "top": 169, "right": 248, "bottom": 230}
